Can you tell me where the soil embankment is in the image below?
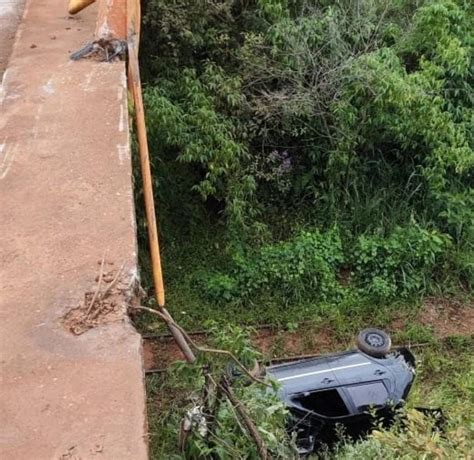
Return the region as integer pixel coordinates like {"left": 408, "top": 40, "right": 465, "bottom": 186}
{"left": 143, "top": 299, "right": 474, "bottom": 371}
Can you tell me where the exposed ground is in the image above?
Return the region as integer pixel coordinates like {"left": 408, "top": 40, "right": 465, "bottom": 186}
{"left": 142, "top": 298, "right": 473, "bottom": 371}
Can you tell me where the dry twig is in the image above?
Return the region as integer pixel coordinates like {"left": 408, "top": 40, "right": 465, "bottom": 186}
{"left": 219, "top": 377, "right": 271, "bottom": 460}
{"left": 86, "top": 253, "right": 106, "bottom": 317}
{"left": 101, "top": 262, "right": 125, "bottom": 299}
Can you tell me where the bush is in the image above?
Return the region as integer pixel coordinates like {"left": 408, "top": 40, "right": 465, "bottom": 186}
{"left": 326, "top": 409, "right": 473, "bottom": 459}
{"left": 149, "top": 324, "right": 297, "bottom": 459}
{"left": 204, "top": 228, "right": 344, "bottom": 303}
{"left": 142, "top": 0, "right": 472, "bottom": 266}
{"left": 352, "top": 226, "right": 452, "bottom": 300}
{"left": 204, "top": 224, "right": 452, "bottom": 304}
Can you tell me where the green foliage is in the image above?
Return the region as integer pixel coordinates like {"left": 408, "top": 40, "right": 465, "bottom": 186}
{"left": 203, "top": 225, "right": 453, "bottom": 305}
{"left": 394, "top": 323, "right": 436, "bottom": 344}
{"left": 140, "top": 0, "right": 472, "bottom": 298}
{"left": 147, "top": 324, "right": 297, "bottom": 459}
{"left": 207, "top": 321, "right": 262, "bottom": 368}
{"left": 325, "top": 409, "right": 473, "bottom": 459}
{"left": 188, "top": 384, "right": 295, "bottom": 459}
{"left": 144, "top": 66, "right": 248, "bottom": 202}
{"left": 205, "top": 228, "right": 344, "bottom": 303}
{"left": 353, "top": 226, "right": 452, "bottom": 300}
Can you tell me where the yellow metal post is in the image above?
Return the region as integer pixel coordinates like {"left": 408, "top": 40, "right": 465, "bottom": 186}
{"left": 68, "top": 0, "right": 96, "bottom": 15}
{"left": 127, "top": 0, "right": 196, "bottom": 363}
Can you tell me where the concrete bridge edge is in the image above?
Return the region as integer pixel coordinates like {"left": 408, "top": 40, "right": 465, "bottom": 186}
{"left": 0, "top": 1, "right": 148, "bottom": 458}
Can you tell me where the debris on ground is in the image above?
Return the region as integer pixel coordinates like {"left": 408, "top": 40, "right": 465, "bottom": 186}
{"left": 70, "top": 38, "right": 127, "bottom": 62}
{"left": 61, "top": 259, "right": 131, "bottom": 335}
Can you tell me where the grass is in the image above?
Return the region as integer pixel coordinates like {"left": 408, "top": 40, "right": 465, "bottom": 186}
{"left": 133, "top": 220, "right": 427, "bottom": 334}
{"left": 408, "top": 336, "right": 473, "bottom": 412}
{"left": 147, "top": 371, "right": 189, "bottom": 460}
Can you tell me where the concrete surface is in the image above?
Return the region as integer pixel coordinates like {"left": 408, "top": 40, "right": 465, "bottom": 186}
{"left": 0, "top": 1, "right": 148, "bottom": 459}
{"left": 0, "top": 0, "right": 26, "bottom": 78}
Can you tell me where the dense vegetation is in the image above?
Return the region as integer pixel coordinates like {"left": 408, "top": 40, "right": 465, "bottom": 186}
{"left": 138, "top": 0, "right": 472, "bottom": 319}
{"left": 136, "top": 0, "right": 473, "bottom": 457}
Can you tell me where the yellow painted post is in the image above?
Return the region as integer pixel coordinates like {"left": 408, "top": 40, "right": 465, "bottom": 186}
{"left": 127, "top": 0, "right": 196, "bottom": 363}
{"left": 68, "top": 0, "right": 96, "bottom": 15}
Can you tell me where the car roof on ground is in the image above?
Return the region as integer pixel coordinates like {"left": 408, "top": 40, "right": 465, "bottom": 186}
{"left": 267, "top": 349, "right": 404, "bottom": 395}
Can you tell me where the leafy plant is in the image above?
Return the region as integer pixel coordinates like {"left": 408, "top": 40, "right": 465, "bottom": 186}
{"left": 204, "top": 228, "right": 344, "bottom": 303}
{"left": 147, "top": 324, "right": 297, "bottom": 459}
{"left": 352, "top": 225, "right": 452, "bottom": 300}
{"left": 325, "top": 409, "right": 473, "bottom": 459}
{"left": 141, "top": 0, "right": 471, "bottom": 274}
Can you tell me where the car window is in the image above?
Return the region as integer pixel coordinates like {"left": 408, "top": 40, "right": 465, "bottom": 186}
{"left": 293, "top": 389, "right": 350, "bottom": 417}
{"left": 346, "top": 382, "right": 388, "bottom": 411}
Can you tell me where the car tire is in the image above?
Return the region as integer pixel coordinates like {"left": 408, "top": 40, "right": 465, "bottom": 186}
{"left": 356, "top": 328, "right": 391, "bottom": 357}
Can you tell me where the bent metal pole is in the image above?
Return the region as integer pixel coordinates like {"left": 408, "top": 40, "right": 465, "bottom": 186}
{"left": 127, "top": 0, "right": 196, "bottom": 363}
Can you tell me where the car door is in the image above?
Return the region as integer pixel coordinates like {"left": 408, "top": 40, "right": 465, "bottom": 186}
{"left": 338, "top": 381, "right": 392, "bottom": 438}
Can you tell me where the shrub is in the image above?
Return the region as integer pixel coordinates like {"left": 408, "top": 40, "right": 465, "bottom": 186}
{"left": 205, "top": 228, "right": 344, "bottom": 303}
{"left": 352, "top": 226, "right": 452, "bottom": 300}
{"left": 327, "top": 409, "right": 473, "bottom": 459}
{"left": 142, "top": 0, "right": 472, "bottom": 252}
{"left": 151, "top": 324, "right": 297, "bottom": 459}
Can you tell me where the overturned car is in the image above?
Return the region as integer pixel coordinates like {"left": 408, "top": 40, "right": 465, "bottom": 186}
{"left": 266, "top": 328, "right": 417, "bottom": 453}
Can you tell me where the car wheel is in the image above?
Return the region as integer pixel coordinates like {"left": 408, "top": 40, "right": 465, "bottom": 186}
{"left": 356, "top": 328, "right": 391, "bottom": 357}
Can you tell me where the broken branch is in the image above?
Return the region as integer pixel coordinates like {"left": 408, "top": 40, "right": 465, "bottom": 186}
{"left": 220, "top": 377, "right": 272, "bottom": 460}
{"left": 133, "top": 306, "right": 269, "bottom": 387}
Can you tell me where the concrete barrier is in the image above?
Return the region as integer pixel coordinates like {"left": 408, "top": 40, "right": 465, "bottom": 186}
{"left": 0, "top": 1, "right": 147, "bottom": 458}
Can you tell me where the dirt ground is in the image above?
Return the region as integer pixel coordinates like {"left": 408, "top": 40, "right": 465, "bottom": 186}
{"left": 143, "top": 299, "right": 474, "bottom": 371}
{"left": 418, "top": 297, "right": 474, "bottom": 337}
